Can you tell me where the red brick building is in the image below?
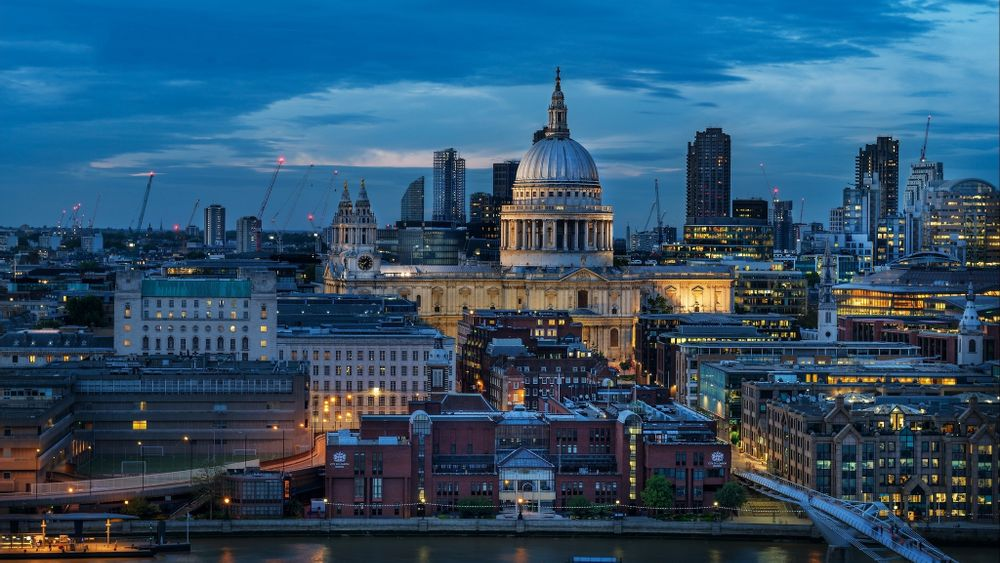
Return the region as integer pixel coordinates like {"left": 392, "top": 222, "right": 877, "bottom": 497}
{"left": 323, "top": 395, "right": 731, "bottom": 518}
{"left": 839, "top": 317, "right": 1000, "bottom": 364}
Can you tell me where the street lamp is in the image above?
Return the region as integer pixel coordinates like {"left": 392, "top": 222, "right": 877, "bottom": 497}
{"left": 183, "top": 436, "right": 192, "bottom": 484}
{"left": 517, "top": 497, "right": 524, "bottom": 519}
{"left": 34, "top": 448, "right": 40, "bottom": 502}
{"left": 713, "top": 500, "right": 720, "bottom": 522}
{"left": 137, "top": 441, "right": 145, "bottom": 494}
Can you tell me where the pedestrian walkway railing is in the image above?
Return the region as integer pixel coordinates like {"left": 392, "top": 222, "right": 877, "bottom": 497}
{"left": 737, "top": 470, "right": 956, "bottom": 563}
{"left": 0, "top": 460, "right": 257, "bottom": 501}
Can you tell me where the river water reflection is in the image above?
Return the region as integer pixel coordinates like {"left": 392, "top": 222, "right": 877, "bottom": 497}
{"left": 65, "top": 536, "right": 992, "bottom": 563}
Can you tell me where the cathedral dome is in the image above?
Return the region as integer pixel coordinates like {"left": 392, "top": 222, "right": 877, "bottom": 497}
{"left": 516, "top": 137, "right": 600, "bottom": 187}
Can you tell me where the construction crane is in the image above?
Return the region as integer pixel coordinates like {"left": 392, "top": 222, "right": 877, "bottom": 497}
{"left": 273, "top": 164, "right": 314, "bottom": 254}
{"left": 68, "top": 203, "right": 82, "bottom": 230}
{"left": 55, "top": 209, "right": 66, "bottom": 229}
{"left": 799, "top": 197, "right": 805, "bottom": 224}
{"left": 134, "top": 171, "right": 155, "bottom": 232}
{"left": 309, "top": 169, "right": 340, "bottom": 228}
{"left": 919, "top": 114, "right": 932, "bottom": 162}
{"left": 88, "top": 193, "right": 101, "bottom": 229}
{"left": 253, "top": 156, "right": 286, "bottom": 251}
{"left": 185, "top": 199, "right": 201, "bottom": 231}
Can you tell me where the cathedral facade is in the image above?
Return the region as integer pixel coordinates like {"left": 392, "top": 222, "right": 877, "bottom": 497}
{"left": 324, "top": 71, "right": 734, "bottom": 369}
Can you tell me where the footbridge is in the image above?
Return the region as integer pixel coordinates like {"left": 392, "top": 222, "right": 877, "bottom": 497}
{"left": 737, "top": 471, "right": 956, "bottom": 563}
{"left": 0, "top": 460, "right": 257, "bottom": 507}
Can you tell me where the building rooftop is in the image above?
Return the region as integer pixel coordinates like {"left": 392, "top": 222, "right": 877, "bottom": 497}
{"left": 141, "top": 278, "right": 252, "bottom": 298}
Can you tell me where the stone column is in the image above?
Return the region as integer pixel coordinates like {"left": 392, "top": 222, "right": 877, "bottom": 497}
{"left": 563, "top": 220, "right": 570, "bottom": 251}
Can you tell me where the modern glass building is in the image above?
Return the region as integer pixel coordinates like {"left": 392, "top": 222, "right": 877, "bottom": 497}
{"left": 923, "top": 178, "right": 999, "bottom": 267}
{"left": 685, "top": 127, "right": 731, "bottom": 222}
{"left": 433, "top": 148, "right": 466, "bottom": 224}
{"left": 401, "top": 177, "right": 425, "bottom": 223}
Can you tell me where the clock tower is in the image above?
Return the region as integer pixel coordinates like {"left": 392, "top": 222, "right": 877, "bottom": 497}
{"left": 329, "top": 179, "right": 380, "bottom": 279}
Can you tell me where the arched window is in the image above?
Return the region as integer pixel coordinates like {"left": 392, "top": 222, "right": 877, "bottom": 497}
{"left": 610, "top": 328, "right": 620, "bottom": 348}
{"left": 167, "top": 336, "right": 175, "bottom": 350}
{"left": 969, "top": 339, "right": 977, "bottom": 353}
{"left": 230, "top": 338, "right": 236, "bottom": 351}
{"left": 141, "top": 336, "right": 149, "bottom": 350}
{"left": 242, "top": 336, "right": 249, "bottom": 351}
{"left": 192, "top": 337, "right": 199, "bottom": 351}
{"left": 217, "top": 336, "right": 224, "bottom": 351}
{"left": 577, "top": 290, "right": 588, "bottom": 309}
{"left": 415, "top": 295, "right": 421, "bottom": 309}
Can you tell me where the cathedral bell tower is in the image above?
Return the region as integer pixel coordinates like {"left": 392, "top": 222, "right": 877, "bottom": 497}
{"left": 329, "top": 180, "right": 380, "bottom": 278}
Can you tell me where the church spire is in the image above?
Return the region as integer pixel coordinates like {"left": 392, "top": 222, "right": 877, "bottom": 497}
{"left": 355, "top": 178, "right": 372, "bottom": 215}
{"left": 336, "top": 180, "right": 353, "bottom": 216}
{"left": 546, "top": 66, "right": 569, "bottom": 139}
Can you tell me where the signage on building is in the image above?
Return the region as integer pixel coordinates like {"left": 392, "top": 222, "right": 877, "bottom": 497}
{"left": 710, "top": 451, "right": 725, "bottom": 467}
{"left": 331, "top": 451, "right": 348, "bottom": 469}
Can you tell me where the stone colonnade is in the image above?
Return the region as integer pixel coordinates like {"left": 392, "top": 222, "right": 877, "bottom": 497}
{"left": 500, "top": 218, "right": 614, "bottom": 251}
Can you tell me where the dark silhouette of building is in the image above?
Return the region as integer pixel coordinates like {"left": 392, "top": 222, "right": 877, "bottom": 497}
{"left": 492, "top": 161, "right": 519, "bottom": 205}
{"left": 686, "top": 127, "right": 731, "bottom": 222}
{"left": 772, "top": 198, "right": 794, "bottom": 252}
{"left": 433, "top": 148, "right": 466, "bottom": 224}
{"left": 401, "top": 177, "right": 424, "bottom": 223}
{"left": 732, "top": 198, "right": 768, "bottom": 223}
{"left": 855, "top": 136, "right": 900, "bottom": 219}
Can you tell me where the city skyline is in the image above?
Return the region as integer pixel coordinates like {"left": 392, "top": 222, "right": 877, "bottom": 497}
{"left": 0, "top": 1, "right": 997, "bottom": 233}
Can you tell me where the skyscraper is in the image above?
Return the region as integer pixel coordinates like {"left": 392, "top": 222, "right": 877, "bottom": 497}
{"left": 685, "top": 127, "right": 731, "bottom": 222}
{"left": 401, "top": 176, "right": 425, "bottom": 224}
{"left": 855, "top": 136, "right": 899, "bottom": 220}
{"left": 433, "top": 148, "right": 466, "bottom": 224}
{"left": 732, "top": 198, "right": 768, "bottom": 223}
{"left": 236, "top": 216, "right": 261, "bottom": 253}
{"left": 492, "top": 160, "right": 520, "bottom": 205}
{"left": 771, "top": 197, "right": 794, "bottom": 252}
{"left": 903, "top": 160, "right": 944, "bottom": 254}
{"left": 204, "top": 204, "right": 226, "bottom": 247}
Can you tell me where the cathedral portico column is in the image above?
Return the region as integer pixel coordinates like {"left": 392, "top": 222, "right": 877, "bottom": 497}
{"left": 563, "top": 220, "right": 570, "bottom": 251}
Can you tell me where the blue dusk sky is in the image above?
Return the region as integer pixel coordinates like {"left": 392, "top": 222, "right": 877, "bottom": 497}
{"left": 1, "top": 1, "right": 997, "bottom": 232}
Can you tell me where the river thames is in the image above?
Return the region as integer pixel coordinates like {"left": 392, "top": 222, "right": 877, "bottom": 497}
{"left": 41, "top": 536, "right": 997, "bottom": 562}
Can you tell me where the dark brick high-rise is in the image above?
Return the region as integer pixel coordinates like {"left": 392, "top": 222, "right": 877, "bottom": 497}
{"left": 686, "top": 127, "right": 731, "bottom": 223}
{"left": 855, "top": 136, "right": 900, "bottom": 218}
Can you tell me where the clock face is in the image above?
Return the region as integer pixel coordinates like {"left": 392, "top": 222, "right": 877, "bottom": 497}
{"left": 358, "top": 254, "right": 374, "bottom": 271}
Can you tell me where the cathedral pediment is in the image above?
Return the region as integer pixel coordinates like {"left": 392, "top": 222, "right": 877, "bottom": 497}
{"left": 559, "top": 268, "right": 609, "bottom": 283}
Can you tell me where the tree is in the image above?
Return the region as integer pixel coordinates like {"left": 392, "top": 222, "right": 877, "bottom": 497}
{"left": 65, "top": 295, "right": 107, "bottom": 327}
{"left": 645, "top": 294, "right": 673, "bottom": 314}
{"left": 641, "top": 475, "right": 674, "bottom": 518}
{"left": 123, "top": 497, "right": 161, "bottom": 519}
{"left": 456, "top": 497, "right": 494, "bottom": 519}
{"left": 714, "top": 482, "right": 748, "bottom": 513}
{"left": 566, "top": 495, "right": 594, "bottom": 519}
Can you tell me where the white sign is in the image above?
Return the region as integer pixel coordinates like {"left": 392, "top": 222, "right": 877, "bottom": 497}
{"left": 710, "top": 451, "right": 725, "bottom": 467}
{"left": 331, "top": 451, "right": 348, "bottom": 469}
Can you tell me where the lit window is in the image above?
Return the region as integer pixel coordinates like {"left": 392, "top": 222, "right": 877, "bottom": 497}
{"left": 124, "top": 324, "right": 132, "bottom": 332}
{"left": 260, "top": 339, "right": 268, "bottom": 348}
{"left": 229, "top": 325, "right": 237, "bottom": 333}
{"left": 139, "top": 401, "right": 147, "bottom": 411}
{"left": 260, "top": 325, "right": 268, "bottom": 333}
{"left": 122, "top": 339, "right": 132, "bottom": 347}
{"left": 132, "top": 420, "right": 148, "bottom": 431}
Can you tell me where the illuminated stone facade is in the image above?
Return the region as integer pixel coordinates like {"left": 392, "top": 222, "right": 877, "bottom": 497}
{"left": 323, "top": 72, "right": 734, "bottom": 369}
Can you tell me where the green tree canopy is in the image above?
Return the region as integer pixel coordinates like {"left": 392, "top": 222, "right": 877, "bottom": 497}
{"left": 714, "top": 481, "right": 748, "bottom": 511}
{"left": 456, "top": 497, "right": 494, "bottom": 519}
{"left": 566, "top": 495, "right": 594, "bottom": 519}
{"left": 65, "top": 295, "right": 107, "bottom": 327}
{"left": 641, "top": 474, "right": 674, "bottom": 516}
